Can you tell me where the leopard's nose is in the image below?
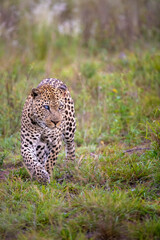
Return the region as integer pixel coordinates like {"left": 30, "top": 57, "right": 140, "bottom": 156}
{"left": 51, "top": 120, "right": 59, "bottom": 125}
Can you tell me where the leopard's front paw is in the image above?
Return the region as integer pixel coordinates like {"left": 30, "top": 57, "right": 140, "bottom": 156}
{"left": 32, "top": 164, "right": 50, "bottom": 184}
{"left": 37, "top": 169, "right": 50, "bottom": 184}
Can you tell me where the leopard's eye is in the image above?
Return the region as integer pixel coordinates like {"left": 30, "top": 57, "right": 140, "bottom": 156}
{"left": 59, "top": 104, "right": 64, "bottom": 110}
{"left": 44, "top": 105, "right": 50, "bottom": 110}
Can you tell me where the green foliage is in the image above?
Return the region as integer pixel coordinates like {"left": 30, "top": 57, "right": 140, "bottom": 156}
{"left": 80, "top": 61, "right": 98, "bottom": 79}
{"left": 146, "top": 113, "right": 160, "bottom": 156}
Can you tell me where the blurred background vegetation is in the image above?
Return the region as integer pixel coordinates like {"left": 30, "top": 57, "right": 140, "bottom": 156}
{"left": 0, "top": 0, "right": 160, "bottom": 54}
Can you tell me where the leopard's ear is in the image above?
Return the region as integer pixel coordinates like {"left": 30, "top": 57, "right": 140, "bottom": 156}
{"left": 58, "top": 84, "right": 67, "bottom": 97}
{"left": 31, "top": 88, "right": 40, "bottom": 98}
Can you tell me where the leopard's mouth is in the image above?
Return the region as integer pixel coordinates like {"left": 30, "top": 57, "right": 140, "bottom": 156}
{"left": 46, "top": 121, "right": 61, "bottom": 129}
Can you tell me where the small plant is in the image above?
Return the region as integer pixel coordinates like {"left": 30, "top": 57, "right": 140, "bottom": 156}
{"left": 0, "top": 153, "right": 5, "bottom": 167}
{"left": 146, "top": 117, "right": 160, "bottom": 155}
{"left": 80, "top": 61, "right": 97, "bottom": 79}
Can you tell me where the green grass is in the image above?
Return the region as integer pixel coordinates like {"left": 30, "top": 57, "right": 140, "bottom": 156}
{"left": 0, "top": 48, "right": 160, "bottom": 239}
{"left": 0, "top": 20, "right": 160, "bottom": 240}
{"left": 0, "top": 148, "right": 160, "bottom": 240}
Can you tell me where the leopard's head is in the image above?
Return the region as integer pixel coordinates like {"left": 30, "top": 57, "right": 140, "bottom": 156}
{"left": 30, "top": 84, "right": 66, "bottom": 129}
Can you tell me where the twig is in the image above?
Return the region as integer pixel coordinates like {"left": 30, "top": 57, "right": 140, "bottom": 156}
{"left": 123, "top": 147, "right": 151, "bottom": 153}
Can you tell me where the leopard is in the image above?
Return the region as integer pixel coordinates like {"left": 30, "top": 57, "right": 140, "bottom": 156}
{"left": 21, "top": 78, "right": 76, "bottom": 184}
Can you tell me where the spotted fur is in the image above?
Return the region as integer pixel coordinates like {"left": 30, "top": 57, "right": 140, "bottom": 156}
{"left": 21, "top": 78, "right": 76, "bottom": 184}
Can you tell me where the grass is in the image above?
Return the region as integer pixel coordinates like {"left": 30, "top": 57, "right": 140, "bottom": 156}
{"left": 0, "top": 150, "right": 160, "bottom": 240}
{"left": 0, "top": 47, "right": 160, "bottom": 239}
{"left": 0, "top": 15, "right": 160, "bottom": 240}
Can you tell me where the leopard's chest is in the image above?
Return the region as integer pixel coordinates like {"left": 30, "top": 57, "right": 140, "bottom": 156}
{"left": 35, "top": 128, "right": 62, "bottom": 165}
